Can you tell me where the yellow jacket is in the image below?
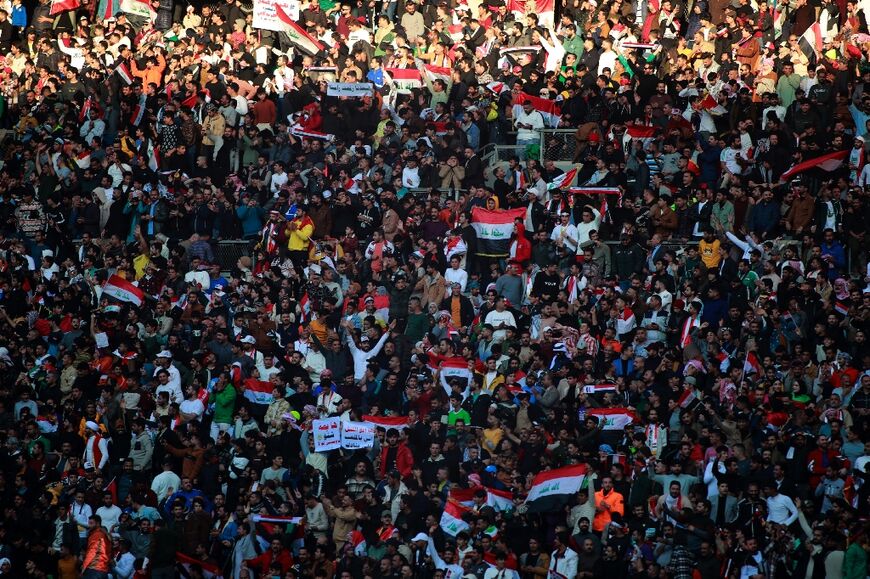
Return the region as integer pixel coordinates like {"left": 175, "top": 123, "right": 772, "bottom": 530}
{"left": 286, "top": 216, "right": 314, "bottom": 251}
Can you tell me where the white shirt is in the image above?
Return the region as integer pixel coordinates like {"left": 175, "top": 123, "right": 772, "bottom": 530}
{"left": 96, "top": 504, "right": 123, "bottom": 535}
{"left": 71, "top": 501, "right": 93, "bottom": 538}
{"left": 151, "top": 470, "right": 181, "bottom": 501}
{"left": 154, "top": 364, "right": 183, "bottom": 403}
{"left": 766, "top": 493, "right": 799, "bottom": 525}
{"left": 551, "top": 223, "right": 579, "bottom": 253}
{"left": 270, "top": 171, "right": 289, "bottom": 196}
{"left": 514, "top": 109, "right": 545, "bottom": 141}
{"left": 484, "top": 309, "right": 517, "bottom": 342}
{"left": 179, "top": 398, "right": 205, "bottom": 422}
{"left": 444, "top": 267, "right": 468, "bottom": 294}
{"left": 402, "top": 165, "right": 421, "bottom": 188}
{"left": 549, "top": 547, "right": 579, "bottom": 579}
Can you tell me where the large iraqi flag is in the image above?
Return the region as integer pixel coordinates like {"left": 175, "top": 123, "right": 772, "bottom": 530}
{"left": 587, "top": 407, "right": 639, "bottom": 430}
{"left": 102, "top": 275, "right": 145, "bottom": 306}
{"left": 471, "top": 206, "right": 527, "bottom": 257}
{"left": 275, "top": 5, "right": 324, "bottom": 55}
{"left": 439, "top": 356, "right": 474, "bottom": 395}
{"left": 524, "top": 464, "right": 588, "bottom": 512}
{"left": 780, "top": 150, "right": 848, "bottom": 181}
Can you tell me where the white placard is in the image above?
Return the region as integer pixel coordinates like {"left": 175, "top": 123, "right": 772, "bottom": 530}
{"left": 252, "top": 0, "right": 299, "bottom": 32}
{"left": 341, "top": 421, "right": 375, "bottom": 449}
{"left": 326, "top": 82, "right": 374, "bottom": 98}
{"left": 312, "top": 417, "right": 341, "bottom": 452}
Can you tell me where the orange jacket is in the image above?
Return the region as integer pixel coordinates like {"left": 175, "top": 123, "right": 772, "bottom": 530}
{"left": 82, "top": 527, "right": 112, "bottom": 572}
{"left": 131, "top": 51, "right": 166, "bottom": 88}
{"left": 592, "top": 488, "right": 625, "bottom": 532}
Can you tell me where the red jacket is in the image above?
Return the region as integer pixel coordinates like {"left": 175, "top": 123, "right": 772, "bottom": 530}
{"left": 807, "top": 448, "right": 840, "bottom": 489}
{"left": 82, "top": 527, "right": 112, "bottom": 573}
{"left": 379, "top": 442, "right": 414, "bottom": 479}
{"left": 247, "top": 548, "right": 293, "bottom": 575}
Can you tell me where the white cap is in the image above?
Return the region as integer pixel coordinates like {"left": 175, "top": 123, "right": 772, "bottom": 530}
{"left": 85, "top": 421, "right": 100, "bottom": 432}
{"left": 411, "top": 532, "right": 429, "bottom": 542}
{"left": 156, "top": 350, "right": 172, "bottom": 358}
{"left": 240, "top": 335, "right": 256, "bottom": 344}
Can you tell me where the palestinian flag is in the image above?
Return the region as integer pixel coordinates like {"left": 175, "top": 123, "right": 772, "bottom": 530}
{"left": 780, "top": 150, "right": 848, "bottom": 181}
{"left": 362, "top": 415, "right": 410, "bottom": 430}
{"left": 147, "top": 142, "right": 160, "bottom": 172}
{"left": 440, "top": 500, "right": 471, "bottom": 536}
{"left": 583, "top": 383, "right": 617, "bottom": 394}
{"left": 439, "top": 357, "right": 473, "bottom": 395}
{"left": 50, "top": 0, "right": 80, "bottom": 14}
{"left": 243, "top": 379, "right": 274, "bottom": 406}
{"left": 587, "top": 408, "right": 639, "bottom": 430}
{"left": 275, "top": 4, "right": 324, "bottom": 55}
{"left": 524, "top": 464, "right": 588, "bottom": 512}
{"left": 511, "top": 92, "right": 561, "bottom": 127}
{"left": 471, "top": 206, "right": 527, "bottom": 257}
{"left": 547, "top": 168, "right": 577, "bottom": 191}
{"left": 103, "top": 275, "right": 145, "bottom": 306}
{"left": 176, "top": 552, "right": 223, "bottom": 578}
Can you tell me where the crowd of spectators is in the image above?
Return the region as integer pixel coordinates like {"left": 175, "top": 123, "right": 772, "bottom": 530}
{"left": 0, "top": 0, "right": 868, "bottom": 577}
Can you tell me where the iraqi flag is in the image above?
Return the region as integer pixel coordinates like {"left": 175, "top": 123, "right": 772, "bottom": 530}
{"left": 486, "top": 487, "right": 514, "bottom": 511}
{"left": 251, "top": 514, "right": 304, "bottom": 525}
{"left": 276, "top": 5, "right": 324, "bottom": 55}
{"left": 742, "top": 351, "right": 762, "bottom": 375}
{"left": 424, "top": 65, "right": 452, "bottom": 84}
{"left": 547, "top": 168, "right": 577, "bottom": 191}
{"left": 780, "top": 150, "right": 848, "bottom": 181}
{"left": 676, "top": 388, "right": 699, "bottom": 409}
{"left": 120, "top": 0, "right": 156, "bottom": 19}
{"left": 147, "top": 142, "right": 160, "bottom": 172}
{"left": 75, "top": 151, "right": 91, "bottom": 169}
{"left": 587, "top": 407, "right": 639, "bottom": 430}
{"left": 625, "top": 124, "right": 657, "bottom": 139}
{"left": 512, "top": 92, "right": 561, "bottom": 128}
{"left": 507, "top": 0, "right": 555, "bottom": 24}
{"left": 385, "top": 68, "right": 422, "bottom": 92}
{"left": 471, "top": 206, "right": 527, "bottom": 257}
{"left": 176, "top": 552, "right": 223, "bottom": 578}
{"left": 50, "top": 0, "right": 80, "bottom": 14}
{"left": 524, "top": 464, "right": 588, "bottom": 512}
{"left": 243, "top": 379, "right": 275, "bottom": 406}
{"left": 697, "top": 93, "right": 727, "bottom": 115}
{"left": 799, "top": 21, "right": 823, "bottom": 61}
{"left": 115, "top": 63, "right": 134, "bottom": 86}
{"left": 834, "top": 301, "right": 849, "bottom": 316}
{"left": 79, "top": 96, "right": 92, "bottom": 123}
{"left": 103, "top": 275, "right": 145, "bottom": 306}
{"left": 444, "top": 237, "right": 468, "bottom": 261}
{"left": 439, "top": 357, "right": 473, "bottom": 395}
{"left": 362, "top": 414, "right": 410, "bottom": 430}
{"left": 440, "top": 500, "right": 471, "bottom": 536}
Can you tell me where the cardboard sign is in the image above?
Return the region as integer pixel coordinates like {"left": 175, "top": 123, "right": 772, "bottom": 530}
{"left": 252, "top": 0, "right": 299, "bottom": 32}
{"left": 312, "top": 417, "right": 341, "bottom": 452}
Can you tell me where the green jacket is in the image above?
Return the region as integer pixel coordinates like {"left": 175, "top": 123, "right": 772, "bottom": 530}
{"left": 209, "top": 384, "right": 237, "bottom": 424}
{"left": 843, "top": 542, "right": 868, "bottom": 579}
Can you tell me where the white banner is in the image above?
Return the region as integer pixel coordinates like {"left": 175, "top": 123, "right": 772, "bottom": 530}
{"left": 252, "top": 0, "right": 299, "bottom": 32}
{"left": 341, "top": 421, "right": 375, "bottom": 449}
{"left": 312, "top": 417, "right": 341, "bottom": 452}
{"left": 326, "top": 82, "right": 374, "bottom": 98}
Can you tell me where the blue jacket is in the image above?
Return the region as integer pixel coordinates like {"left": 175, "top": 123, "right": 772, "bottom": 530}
{"left": 747, "top": 200, "right": 780, "bottom": 235}
{"left": 11, "top": 4, "right": 26, "bottom": 27}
